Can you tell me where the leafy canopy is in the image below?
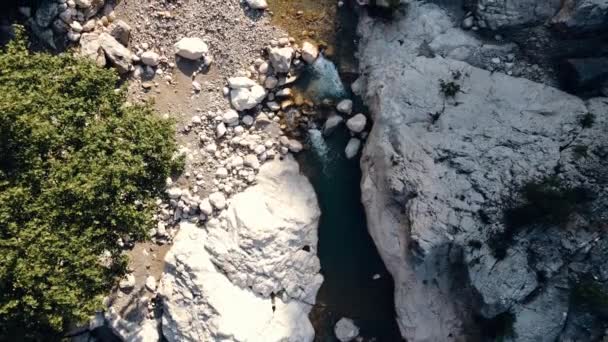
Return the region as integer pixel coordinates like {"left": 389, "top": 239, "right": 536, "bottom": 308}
{"left": 0, "top": 28, "right": 180, "bottom": 339}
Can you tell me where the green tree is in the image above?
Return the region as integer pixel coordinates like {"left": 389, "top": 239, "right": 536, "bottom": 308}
{"left": 0, "top": 28, "right": 181, "bottom": 340}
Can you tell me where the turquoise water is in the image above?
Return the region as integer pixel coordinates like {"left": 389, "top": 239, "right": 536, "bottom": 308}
{"left": 300, "top": 128, "right": 403, "bottom": 342}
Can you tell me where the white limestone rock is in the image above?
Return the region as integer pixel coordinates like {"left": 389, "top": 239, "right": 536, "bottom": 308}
{"left": 141, "top": 51, "right": 160, "bottom": 66}
{"left": 228, "top": 76, "right": 258, "bottom": 89}
{"left": 336, "top": 99, "right": 353, "bottom": 115}
{"left": 118, "top": 274, "right": 135, "bottom": 291}
{"left": 357, "top": 3, "right": 600, "bottom": 341}
{"left": 301, "top": 41, "right": 319, "bottom": 64}
{"left": 222, "top": 109, "right": 240, "bottom": 126}
{"left": 334, "top": 318, "right": 359, "bottom": 342}
{"left": 230, "top": 85, "right": 267, "bottom": 111}
{"left": 199, "top": 198, "right": 213, "bottom": 215}
{"left": 323, "top": 115, "right": 344, "bottom": 136}
{"left": 246, "top": 0, "right": 268, "bottom": 10}
{"left": 208, "top": 192, "right": 227, "bottom": 209}
{"left": 344, "top": 138, "right": 361, "bottom": 159}
{"left": 288, "top": 140, "right": 303, "bottom": 153}
{"left": 244, "top": 154, "right": 261, "bottom": 170}
{"left": 268, "top": 47, "right": 294, "bottom": 74}
{"left": 79, "top": 32, "right": 106, "bottom": 67}
{"left": 145, "top": 276, "right": 157, "bottom": 292}
{"left": 346, "top": 114, "right": 367, "bottom": 133}
{"left": 174, "top": 37, "right": 208, "bottom": 60}
{"left": 159, "top": 157, "right": 322, "bottom": 341}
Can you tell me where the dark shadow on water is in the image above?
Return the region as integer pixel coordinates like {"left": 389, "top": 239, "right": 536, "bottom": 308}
{"left": 298, "top": 128, "right": 404, "bottom": 342}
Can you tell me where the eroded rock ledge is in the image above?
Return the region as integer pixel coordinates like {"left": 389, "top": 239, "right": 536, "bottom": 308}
{"left": 357, "top": 2, "right": 608, "bottom": 341}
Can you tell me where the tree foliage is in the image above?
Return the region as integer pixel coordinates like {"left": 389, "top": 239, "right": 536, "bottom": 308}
{"left": 0, "top": 28, "right": 180, "bottom": 339}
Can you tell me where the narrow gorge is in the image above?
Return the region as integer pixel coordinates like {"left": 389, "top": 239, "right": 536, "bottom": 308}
{"left": 2, "top": 0, "right": 608, "bottom": 341}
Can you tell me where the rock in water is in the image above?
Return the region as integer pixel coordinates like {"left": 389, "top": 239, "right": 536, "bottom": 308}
{"left": 159, "top": 157, "right": 323, "bottom": 341}
{"left": 323, "top": 115, "right": 344, "bottom": 136}
{"left": 336, "top": 99, "right": 353, "bottom": 115}
{"left": 174, "top": 37, "right": 208, "bottom": 60}
{"left": 344, "top": 138, "right": 361, "bottom": 159}
{"left": 346, "top": 114, "right": 367, "bottom": 133}
{"left": 334, "top": 318, "right": 359, "bottom": 342}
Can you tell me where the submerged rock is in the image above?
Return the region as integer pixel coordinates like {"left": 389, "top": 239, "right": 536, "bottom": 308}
{"left": 344, "top": 138, "right": 361, "bottom": 159}
{"left": 334, "top": 318, "right": 359, "bottom": 342}
{"left": 159, "top": 157, "right": 322, "bottom": 341}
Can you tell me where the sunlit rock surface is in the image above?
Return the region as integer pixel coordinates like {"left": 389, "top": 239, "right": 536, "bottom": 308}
{"left": 159, "top": 157, "right": 323, "bottom": 342}
{"left": 357, "top": 2, "right": 608, "bottom": 341}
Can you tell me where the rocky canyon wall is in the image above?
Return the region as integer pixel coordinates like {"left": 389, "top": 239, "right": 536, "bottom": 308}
{"left": 357, "top": 1, "right": 608, "bottom": 341}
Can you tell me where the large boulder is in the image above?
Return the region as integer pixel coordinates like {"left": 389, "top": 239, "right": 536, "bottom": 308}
{"left": 358, "top": 3, "right": 608, "bottom": 341}
{"left": 159, "top": 157, "right": 323, "bottom": 342}
{"left": 108, "top": 20, "right": 131, "bottom": 47}
{"left": 99, "top": 33, "right": 132, "bottom": 74}
{"left": 79, "top": 33, "right": 106, "bottom": 67}
{"left": 174, "top": 37, "right": 208, "bottom": 60}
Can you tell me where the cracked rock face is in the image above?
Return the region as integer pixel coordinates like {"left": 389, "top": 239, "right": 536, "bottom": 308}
{"left": 474, "top": 0, "right": 562, "bottom": 30}
{"left": 358, "top": 3, "right": 608, "bottom": 341}
{"left": 159, "top": 157, "right": 322, "bottom": 342}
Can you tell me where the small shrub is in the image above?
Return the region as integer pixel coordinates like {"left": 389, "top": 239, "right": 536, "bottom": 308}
{"left": 488, "top": 177, "right": 595, "bottom": 259}
{"left": 0, "top": 27, "right": 180, "bottom": 339}
{"left": 467, "top": 239, "right": 483, "bottom": 249}
{"left": 504, "top": 177, "right": 594, "bottom": 228}
{"left": 478, "top": 311, "right": 516, "bottom": 341}
{"left": 440, "top": 79, "right": 461, "bottom": 98}
{"left": 573, "top": 145, "right": 589, "bottom": 159}
{"left": 579, "top": 112, "right": 596, "bottom": 129}
{"left": 572, "top": 277, "right": 608, "bottom": 315}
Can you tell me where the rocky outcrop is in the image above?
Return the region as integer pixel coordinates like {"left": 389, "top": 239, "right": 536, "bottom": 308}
{"left": 473, "top": 0, "right": 562, "bottom": 30}
{"left": 159, "top": 157, "right": 323, "bottom": 341}
{"left": 357, "top": 2, "right": 608, "bottom": 341}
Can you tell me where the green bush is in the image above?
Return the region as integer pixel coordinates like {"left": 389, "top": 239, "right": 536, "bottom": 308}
{"left": 0, "top": 28, "right": 180, "bottom": 339}
{"left": 489, "top": 177, "right": 595, "bottom": 259}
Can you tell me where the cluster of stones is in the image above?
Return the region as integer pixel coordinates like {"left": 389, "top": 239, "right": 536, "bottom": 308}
{"left": 21, "top": 0, "right": 113, "bottom": 50}
{"left": 20, "top": 0, "right": 214, "bottom": 80}
{"left": 224, "top": 36, "right": 370, "bottom": 160}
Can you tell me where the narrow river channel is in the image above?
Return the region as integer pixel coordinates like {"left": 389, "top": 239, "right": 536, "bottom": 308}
{"left": 267, "top": 0, "right": 404, "bottom": 340}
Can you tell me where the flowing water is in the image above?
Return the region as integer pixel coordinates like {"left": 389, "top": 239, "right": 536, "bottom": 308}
{"left": 295, "top": 55, "right": 348, "bottom": 102}
{"left": 267, "top": 1, "right": 404, "bottom": 340}
{"left": 300, "top": 128, "right": 403, "bottom": 341}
